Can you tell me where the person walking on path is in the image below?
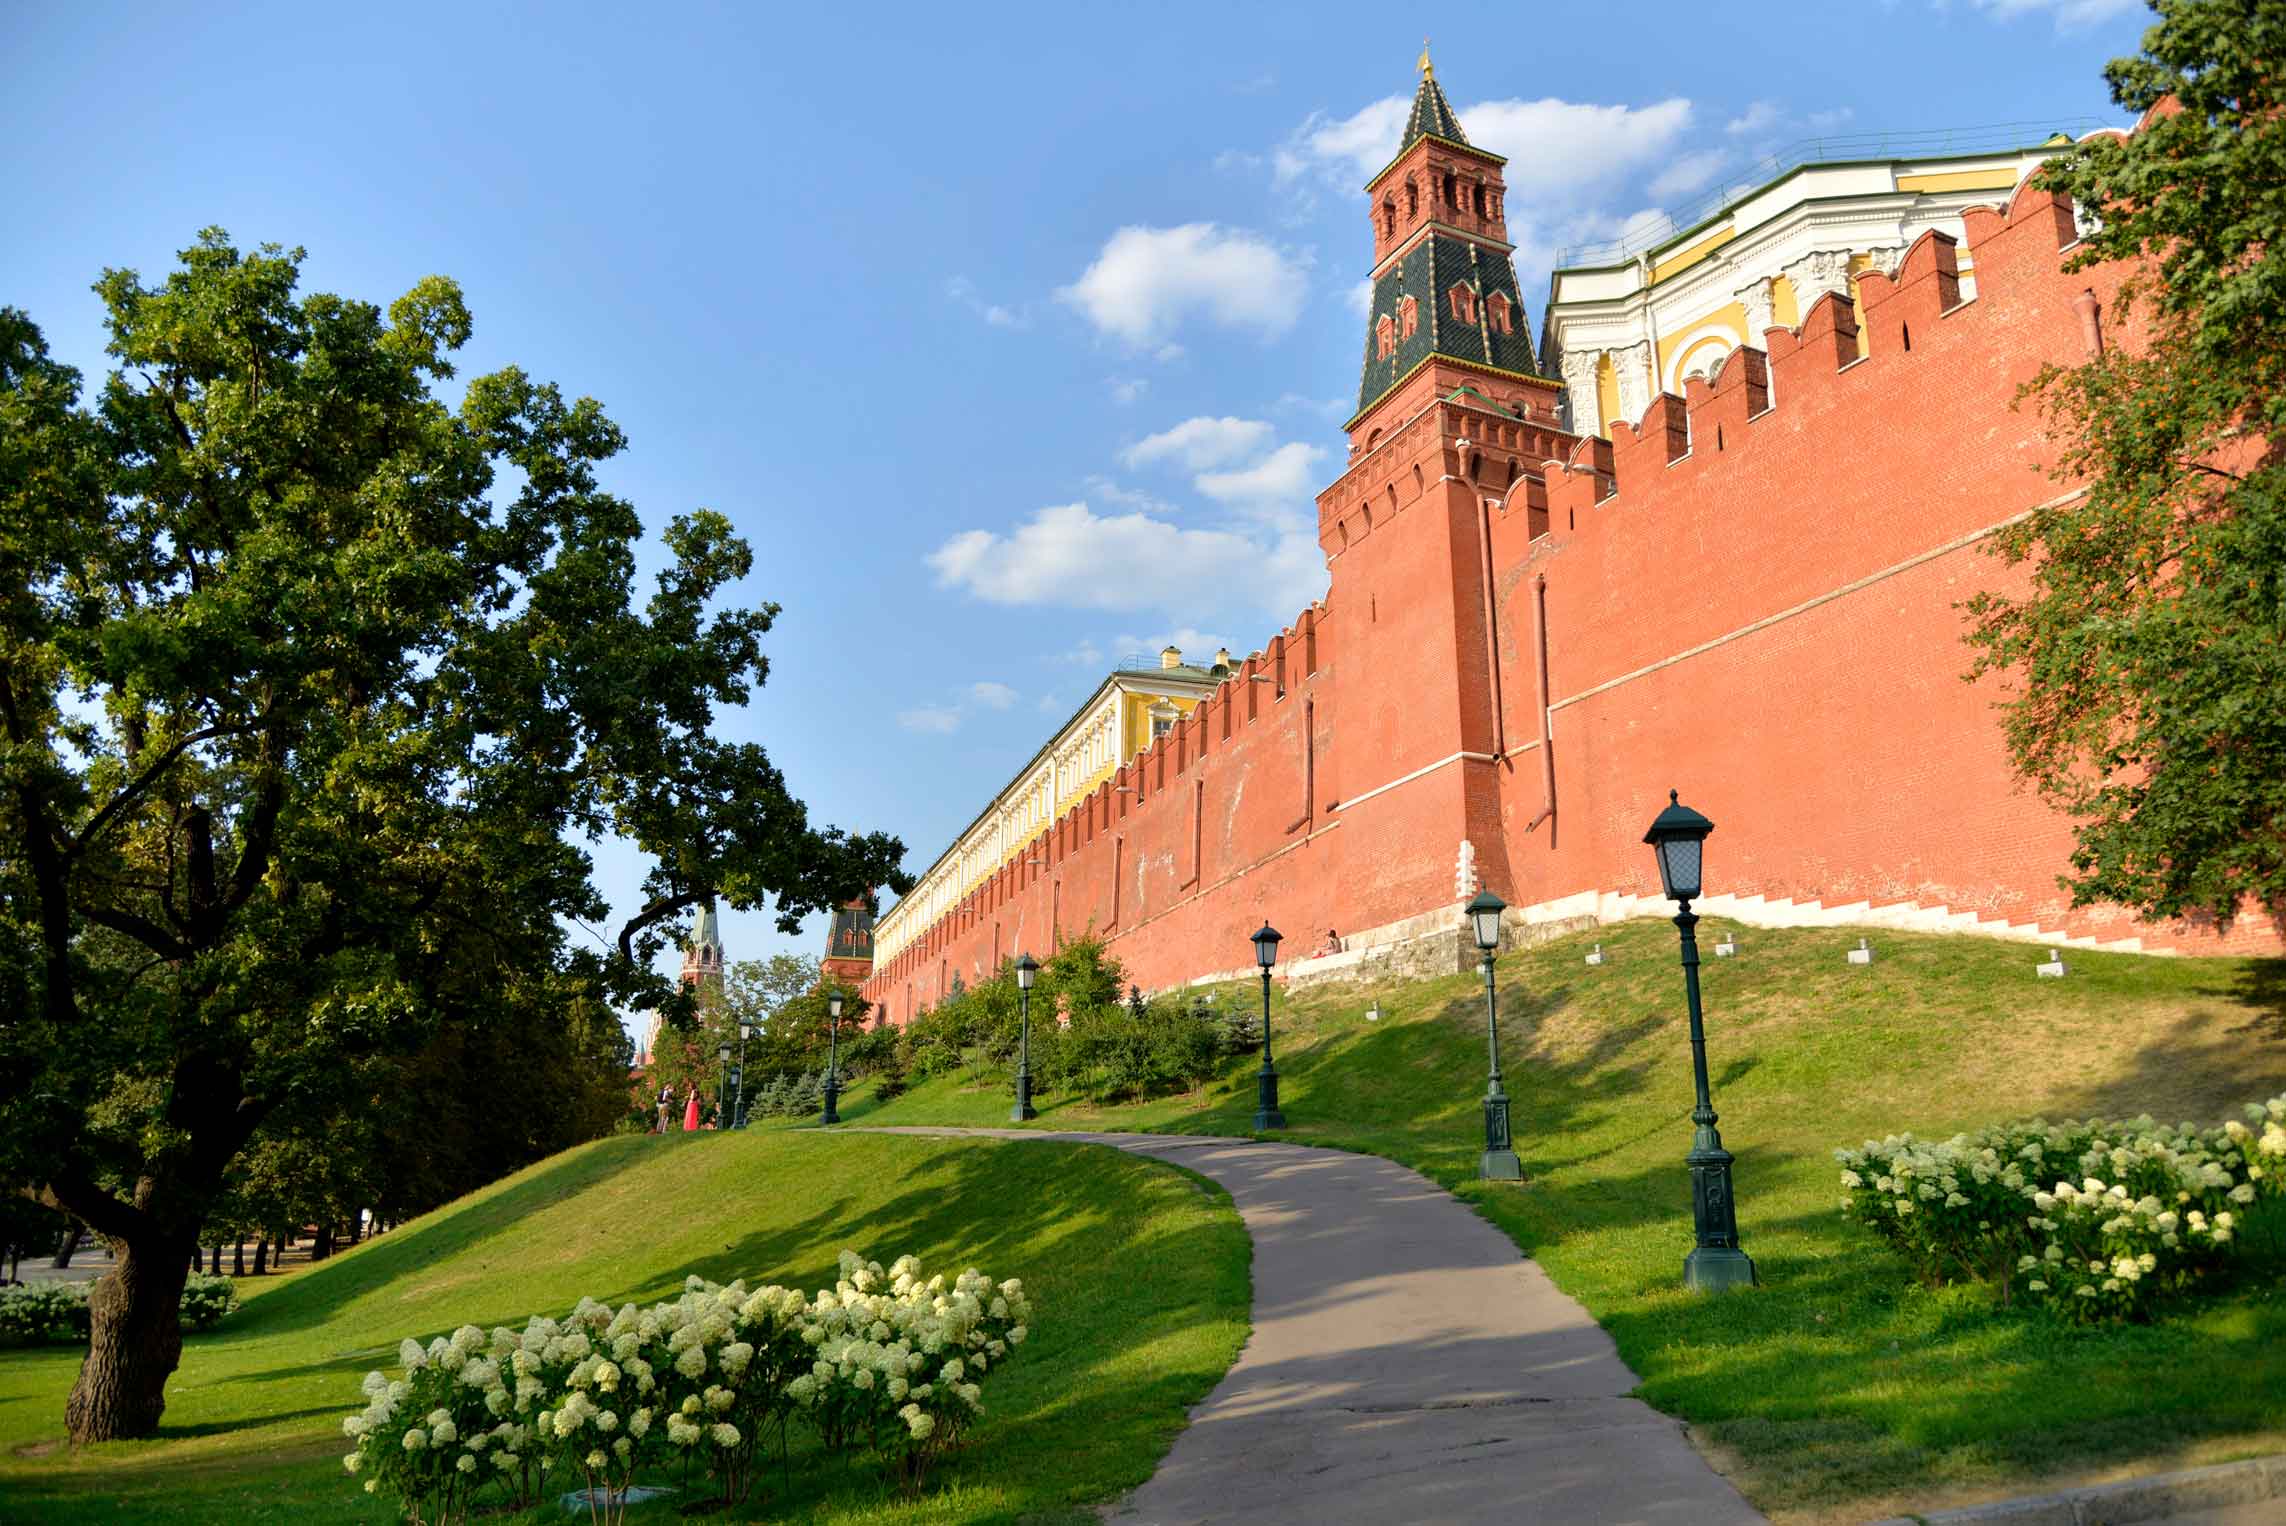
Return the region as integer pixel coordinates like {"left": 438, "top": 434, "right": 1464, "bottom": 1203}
{"left": 681, "top": 1086, "right": 701, "bottom": 1132}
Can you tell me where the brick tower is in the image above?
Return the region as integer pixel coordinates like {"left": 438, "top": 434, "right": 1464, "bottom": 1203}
{"left": 820, "top": 896, "right": 875, "bottom": 990}
{"left": 679, "top": 900, "right": 725, "bottom": 987}
{"left": 1316, "top": 47, "right": 1575, "bottom": 922}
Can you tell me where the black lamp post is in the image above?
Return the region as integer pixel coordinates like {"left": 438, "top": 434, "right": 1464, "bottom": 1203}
{"left": 1011, "top": 953, "right": 1039, "bottom": 1122}
{"left": 715, "top": 1041, "right": 733, "bottom": 1129}
{"left": 1468, "top": 890, "right": 1522, "bottom": 1181}
{"left": 1251, "top": 924, "right": 1286, "bottom": 1130}
{"left": 733, "top": 1021, "right": 755, "bottom": 1128}
{"left": 1644, "top": 789, "right": 1756, "bottom": 1293}
{"left": 821, "top": 990, "right": 843, "bottom": 1126}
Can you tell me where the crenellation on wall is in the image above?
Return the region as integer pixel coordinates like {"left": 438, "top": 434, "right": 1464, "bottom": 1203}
{"left": 860, "top": 103, "right": 2275, "bottom": 1028}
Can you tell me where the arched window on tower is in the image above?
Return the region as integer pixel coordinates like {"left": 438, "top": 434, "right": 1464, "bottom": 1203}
{"left": 1375, "top": 314, "right": 1397, "bottom": 359}
{"left": 1398, "top": 294, "right": 1418, "bottom": 338}
{"left": 1404, "top": 179, "right": 1419, "bottom": 221}
{"left": 1381, "top": 198, "right": 1396, "bottom": 240}
{"left": 1486, "top": 291, "right": 1512, "bottom": 335}
{"left": 1441, "top": 171, "right": 1458, "bottom": 208}
{"left": 1448, "top": 284, "right": 1476, "bottom": 324}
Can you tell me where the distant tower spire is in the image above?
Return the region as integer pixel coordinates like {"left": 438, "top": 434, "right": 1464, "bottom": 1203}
{"left": 1418, "top": 36, "right": 1433, "bottom": 79}
{"left": 680, "top": 900, "right": 724, "bottom": 988}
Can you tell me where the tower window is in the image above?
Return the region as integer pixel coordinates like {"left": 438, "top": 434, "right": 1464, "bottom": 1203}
{"left": 1398, "top": 294, "right": 1418, "bottom": 338}
{"left": 1486, "top": 292, "right": 1512, "bottom": 335}
{"left": 1442, "top": 172, "right": 1457, "bottom": 208}
{"left": 1381, "top": 198, "right": 1396, "bottom": 239}
{"left": 1404, "top": 179, "right": 1419, "bottom": 220}
{"left": 1448, "top": 285, "right": 1476, "bottom": 324}
{"left": 1375, "top": 314, "right": 1397, "bottom": 359}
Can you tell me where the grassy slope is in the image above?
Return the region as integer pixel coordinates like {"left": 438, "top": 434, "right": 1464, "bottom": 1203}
{"left": 832, "top": 916, "right": 2286, "bottom": 1523}
{"left": 0, "top": 1131, "right": 1249, "bottom": 1524}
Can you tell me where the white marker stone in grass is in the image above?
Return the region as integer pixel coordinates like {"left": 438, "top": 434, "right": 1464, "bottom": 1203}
{"left": 2036, "top": 948, "right": 2068, "bottom": 978}
{"left": 1713, "top": 934, "right": 1739, "bottom": 958}
{"left": 1584, "top": 943, "right": 1608, "bottom": 966}
{"left": 1847, "top": 937, "right": 1875, "bottom": 965}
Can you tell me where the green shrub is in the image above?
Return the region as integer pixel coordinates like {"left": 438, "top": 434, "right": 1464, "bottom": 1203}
{"left": 180, "top": 1272, "right": 241, "bottom": 1330}
{"left": 0, "top": 1272, "right": 238, "bottom": 1344}
{"left": 1836, "top": 1094, "right": 2286, "bottom": 1320}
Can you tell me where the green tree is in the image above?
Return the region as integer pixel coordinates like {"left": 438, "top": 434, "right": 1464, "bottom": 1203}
{"left": 0, "top": 232, "right": 906, "bottom": 1439}
{"left": 1967, "top": 0, "right": 2286, "bottom": 931}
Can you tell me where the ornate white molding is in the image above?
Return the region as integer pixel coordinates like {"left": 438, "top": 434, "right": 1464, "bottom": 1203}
{"left": 1609, "top": 340, "right": 1652, "bottom": 426}
{"left": 1558, "top": 350, "right": 1603, "bottom": 437}
{"left": 1736, "top": 277, "right": 1775, "bottom": 342}
{"left": 1783, "top": 249, "right": 1853, "bottom": 309}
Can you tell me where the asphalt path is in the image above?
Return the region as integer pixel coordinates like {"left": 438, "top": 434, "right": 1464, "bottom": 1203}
{"left": 861, "top": 1127, "right": 1763, "bottom": 1525}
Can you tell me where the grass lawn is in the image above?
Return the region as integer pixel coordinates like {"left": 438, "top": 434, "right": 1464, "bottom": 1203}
{"left": 0, "top": 1130, "right": 1250, "bottom": 1524}
{"left": 834, "top": 916, "right": 2286, "bottom": 1523}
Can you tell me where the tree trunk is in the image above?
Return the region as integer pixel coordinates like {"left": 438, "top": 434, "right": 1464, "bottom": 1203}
{"left": 231, "top": 1238, "right": 245, "bottom": 1276}
{"left": 51, "top": 1224, "right": 81, "bottom": 1269}
{"left": 347, "top": 1212, "right": 362, "bottom": 1246}
{"left": 251, "top": 1237, "right": 268, "bottom": 1275}
{"left": 206, "top": 1243, "right": 221, "bottom": 1275}
{"left": 311, "top": 1223, "right": 333, "bottom": 1261}
{"left": 66, "top": 1233, "right": 191, "bottom": 1442}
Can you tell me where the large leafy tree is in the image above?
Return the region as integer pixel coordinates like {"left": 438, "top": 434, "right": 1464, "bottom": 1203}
{"left": 1967, "top": 0, "right": 2286, "bottom": 932}
{"left": 0, "top": 231, "right": 907, "bottom": 1440}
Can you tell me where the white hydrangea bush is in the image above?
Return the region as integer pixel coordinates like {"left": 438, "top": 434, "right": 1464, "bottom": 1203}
{"left": 1836, "top": 1093, "right": 2286, "bottom": 1320}
{"left": 339, "top": 1250, "right": 1033, "bottom": 1522}
{"left": 784, "top": 1250, "right": 1033, "bottom": 1488}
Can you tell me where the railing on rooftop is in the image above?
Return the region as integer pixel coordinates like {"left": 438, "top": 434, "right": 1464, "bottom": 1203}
{"left": 1551, "top": 118, "right": 2116, "bottom": 270}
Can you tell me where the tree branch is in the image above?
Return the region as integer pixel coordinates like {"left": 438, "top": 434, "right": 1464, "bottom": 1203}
{"left": 76, "top": 901, "right": 194, "bottom": 962}
{"left": 67, "top": 722, "right": 254, "bottom": 863}
{"left": 615, "top": 889, "right": 708, "bottom": 972}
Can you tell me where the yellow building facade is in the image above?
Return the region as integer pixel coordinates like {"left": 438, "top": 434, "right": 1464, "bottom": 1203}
{"left": 1545, "top": 134, "right": 2092, "bottom": 437}
{"left": 871, "top": 647, "right": 1228, "bottom": 970}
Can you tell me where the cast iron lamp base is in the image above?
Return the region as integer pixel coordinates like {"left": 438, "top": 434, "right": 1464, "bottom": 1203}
{"left": 1011, "top": 1072, "right": 1037, "bottom": 1123}
{"left": 1480, "top": 1093, "right": 1522, "bottom": 1180}
{"left": 1253, "top": 1066, "right": 1286, "bottom": 1131}
{"left": 820, "top": 1082, "right": 841, "bottom": 1127}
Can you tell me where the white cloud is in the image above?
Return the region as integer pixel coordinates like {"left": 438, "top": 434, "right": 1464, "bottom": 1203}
{"left": 1277, "top": 391, "right": 1351, "bottom": 424}
{"left": 1275, "top": 95, "right": 1413, "bottom": 184}
{"left": 1036, "top": 693, "right": 1066, "bottom": 713}
{"left": 1107, "top": 376, "right": 1150, "bottom": 405}
{"left": 1648, "top": 149, "right": 1731, "bottom": 201}
{"left": 1056, "top": 639, "right": 1106, "bottom": 667}
{"left": 1725, "top": 101, "right": 1782, "bottom": 137}
{"left": 1458, "top": 98, "right": 1695, "bottom": 204}
{"left": 1058, "top": 224, "right": 1309, "bottom": 345}
{"left": 1117, "top": 626, "right": 1238, "bottom": 661}
{"left": 1346, "top": 278, "right": 1373, "bottom": 317}
{"left": 1967, "top": 0, "right": 2139, "bottom": 26}
{"left": 1120, "top": 416, "right": 1276, "bottom": 472}
{"left": 1195, "top": 441, "right": 1326, "bottom": 509}
{"left": 897, "top": 705, "right": 962, "bottom": 734}
{"left": 927, "top": 500, "right": 1326, "bottom": 621}
{"left": 946, "top": 275, "right": 1026, "bottom": 329}
{"left": 969, "top": 681, "right": 1018, "bottom": 710}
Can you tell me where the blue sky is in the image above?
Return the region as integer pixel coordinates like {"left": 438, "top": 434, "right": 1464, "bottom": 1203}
{"left": 4, "top": 0, "right": 2149, "bottom": 1036}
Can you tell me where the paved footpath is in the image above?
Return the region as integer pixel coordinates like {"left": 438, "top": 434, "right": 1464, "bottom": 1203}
{"left": 865, "top": 1128, "right": 1762, "bottom": 1525}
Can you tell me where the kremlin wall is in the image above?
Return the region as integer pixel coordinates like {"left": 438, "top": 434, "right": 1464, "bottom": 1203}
{"left": 858, "top": 77, "right": 2279, "bottom": 1023}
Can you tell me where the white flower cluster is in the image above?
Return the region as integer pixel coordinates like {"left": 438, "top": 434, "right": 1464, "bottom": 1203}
{"left": 1835, "top": 1093, "right": 2285, "bottom": 1320}
{"left": 338, "top": 1250, "right": 1035, "bottom": 1521}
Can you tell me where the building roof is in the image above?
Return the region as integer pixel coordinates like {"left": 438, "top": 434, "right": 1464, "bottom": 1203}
{"left": 1355, "top": 232, "right": 1542, "bottom": 420}
{"left": 690, "top": 900, "right": 720, "bottom": 951}
{"left": 1401, "top": 68, "right": 1468, "bottom": 152}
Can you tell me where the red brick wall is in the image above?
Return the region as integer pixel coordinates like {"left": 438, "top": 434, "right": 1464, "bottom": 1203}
{"left": 862, "top": 176, "right": 2278, "bottom": 1021}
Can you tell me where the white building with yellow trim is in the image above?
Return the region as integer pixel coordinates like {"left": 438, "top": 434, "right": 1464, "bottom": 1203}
{"left": 1544, "top": 131, "right": 2090, "bottom": 437}
{"left": 871, "top": 647, "right": 1228, "bottom": 971}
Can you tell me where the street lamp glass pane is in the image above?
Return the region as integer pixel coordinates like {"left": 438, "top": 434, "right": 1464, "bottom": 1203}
{"left": 1252, "top": 926, "right": 1280, "bottom": 968}
{"left": 828, "top": 995, "right": 843, "bottom": 1018}
{"left": 1658, "top": 837, "right": 1702, "bottom": 900}
{"left": 1471, "top": 908, "right": 1500, "bottom": 950}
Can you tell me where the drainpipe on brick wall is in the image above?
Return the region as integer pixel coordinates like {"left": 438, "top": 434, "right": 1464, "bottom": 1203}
{"left": 1477, "top": 495, "right": 1508, "bottom": 759}
{"left": 1529, "top": 572, "right": 1555, "bottom": 833}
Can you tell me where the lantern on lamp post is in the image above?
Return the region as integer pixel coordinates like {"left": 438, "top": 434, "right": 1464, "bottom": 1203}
{"left": 1251, "top": 924, "right": 1286, "bottom": 1130}
{"left": 1467, "top": 890, "right": 1522, "bottom": 1180}
{"left": 1012, "top": 953, "right": 1040, "bottom": 1122}
{"left": 715, "top": 1041, "right": 733, "bottom": 1129}
{"left": 1644, "top": 789, "right": 1756, "bottom": 1292}
{"left": 821, "top": 990, "right": 844, "bottom": 1126}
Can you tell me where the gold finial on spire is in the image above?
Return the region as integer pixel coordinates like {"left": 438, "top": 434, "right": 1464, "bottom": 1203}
{"left": 1418, "top": 37, "right": 1433, "bottom": 79}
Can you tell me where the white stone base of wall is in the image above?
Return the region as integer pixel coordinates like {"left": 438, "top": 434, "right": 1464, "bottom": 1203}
{"left": 1174, "top": 886, "right": 2168, "bottom": 996}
